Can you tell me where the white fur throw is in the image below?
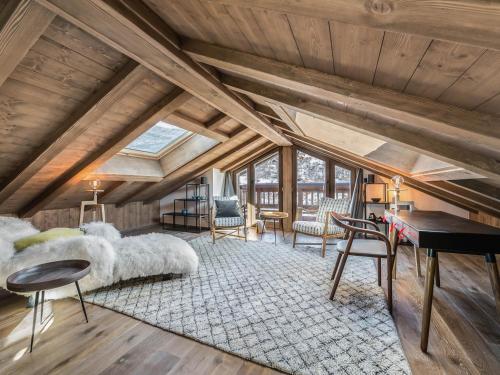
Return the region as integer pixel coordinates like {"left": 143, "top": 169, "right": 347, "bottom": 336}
{"left": 0, "top": 217, "right": 199, "bottom": 300}
{"left": 0, "top": 216, "right": 39, "bottom": 242}
{"left": 81, "top": 221, "right": 121, "bottom": 241}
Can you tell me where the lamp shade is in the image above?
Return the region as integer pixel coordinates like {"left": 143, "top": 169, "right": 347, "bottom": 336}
{"left": 365, "top": 183, "right": 386, "bottom": 202}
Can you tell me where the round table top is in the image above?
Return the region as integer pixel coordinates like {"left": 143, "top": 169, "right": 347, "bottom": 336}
{"left": 7, "top": 259, "right": 91, "bottom": 293}
{"left": 260, "top": 211, "right": 289, "bottom": 219}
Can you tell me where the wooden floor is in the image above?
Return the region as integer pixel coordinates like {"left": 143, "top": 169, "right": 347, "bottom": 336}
{"left": 0, "top": 227, "right": 498, "bottom": 375}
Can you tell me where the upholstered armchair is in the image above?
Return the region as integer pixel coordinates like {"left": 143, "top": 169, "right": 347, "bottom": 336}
{"left": 292, "top": 197, "right": 351, "bottom": 257}
{"left": 211, "top": 196, "right": 247, "bottom": 244}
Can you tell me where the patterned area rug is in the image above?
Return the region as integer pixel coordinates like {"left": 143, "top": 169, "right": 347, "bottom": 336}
{"left": 84, "top": 237, "right": 411, "bottom": 374}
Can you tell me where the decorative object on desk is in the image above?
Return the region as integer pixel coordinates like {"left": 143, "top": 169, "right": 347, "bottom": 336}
{"left": 389, "top": 175, "right": 407, "bottom": 215}
{"left": 371, "top": 197, "right": 381, "bottom": 203}
{"left": 181, "top": 208, "right": 188, "bottom": 216}
{"left": 80, "top": 179, "right": 105, "bottom": 226}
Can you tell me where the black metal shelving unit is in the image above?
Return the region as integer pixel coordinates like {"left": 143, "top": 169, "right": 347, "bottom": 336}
{"left": 162, "top": 183, "right": 210, "bottom": 232}
{"left": 363, "top": 182, "right": 389, "bottom": 235}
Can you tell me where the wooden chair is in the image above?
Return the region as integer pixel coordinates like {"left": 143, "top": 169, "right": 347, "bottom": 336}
{"left": 329, "top": 212, "right": 395, "bottom": 313}
{"left": 292, "top": 197, "right": 350, "bottom": 257}
{"left": 211, "top": 196, "right": 247, "bottom": 244}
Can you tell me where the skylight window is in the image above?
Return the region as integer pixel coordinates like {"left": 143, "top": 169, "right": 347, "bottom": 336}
{"left": 123, "top": 121, "right": 191, "bottom": 155}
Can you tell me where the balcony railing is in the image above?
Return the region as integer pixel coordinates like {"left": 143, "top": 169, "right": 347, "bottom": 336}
{"left": 237, "top": 181, "right": 351, "bottom": 210}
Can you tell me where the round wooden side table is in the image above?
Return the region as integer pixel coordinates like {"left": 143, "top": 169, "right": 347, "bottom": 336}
{"left": 260, "top": 211, "right": 288, "bottom": 245}
{"left": 6, "top": 259, "right": 91, "bottom": 352}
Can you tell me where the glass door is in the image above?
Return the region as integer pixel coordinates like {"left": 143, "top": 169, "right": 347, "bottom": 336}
{"left": 253, "top": 152, "right": 280, "bottom": 216}
{"left": 296, "top": 149, "right": 326, "bottom": 220}
{"left": 235, "top": 168, "right": 249, "bottom": 206}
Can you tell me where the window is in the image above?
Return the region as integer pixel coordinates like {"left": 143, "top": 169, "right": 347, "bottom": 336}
{"left": 296, "top": 150, "right": 326, "bottom": 217}
{"left": 254, "top": 153, "right": 280, "bottom": 212}
{"left": 235, "top": 169, "right": 248, "bottom": 206}
{"left": 122, "top": 121, "right": 191, "bottom": 156}
{"left": 334, "top": 165, "right": 352, "bottom": 199}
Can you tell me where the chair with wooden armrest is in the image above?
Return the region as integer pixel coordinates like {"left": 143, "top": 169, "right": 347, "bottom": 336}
{"left": 292, "top": 197, "right": 350, "bottom": 257}
{"left": 329, "top": 213, "right": 395, "bottom": 313}
{"left": 211, "top": 196, "right": 247, "bottom": 244}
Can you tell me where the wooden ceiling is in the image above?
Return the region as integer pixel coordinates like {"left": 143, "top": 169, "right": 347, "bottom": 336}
{"left": 0, "top": 0, "right": 499, "bottom": 218}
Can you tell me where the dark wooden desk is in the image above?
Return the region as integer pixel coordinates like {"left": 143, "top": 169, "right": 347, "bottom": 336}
{"left": 384, "top": 210, "right": 500, "bottom": 352}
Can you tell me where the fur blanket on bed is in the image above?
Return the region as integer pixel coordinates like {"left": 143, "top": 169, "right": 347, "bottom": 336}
{"left": 0, "top": 218, "right": 198, "bottom": 300}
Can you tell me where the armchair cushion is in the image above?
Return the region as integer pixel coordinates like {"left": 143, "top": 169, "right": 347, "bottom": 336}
{"left": 214, "top": 199, "right": 241, "bottom": 218}
{"left": 316, "top": 198, "right": 351, "bottom": 223}
{"left": 214, "top": 216, "right": 245, "bottom": 227}
{"left": 293, "top": 221, "right": 344, "bottom": 236}
{"left": 337, "top": 239, "right": 389, "bottom": 257}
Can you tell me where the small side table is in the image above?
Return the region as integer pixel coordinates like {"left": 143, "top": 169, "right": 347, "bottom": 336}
{"left": 260, "top": 211, "right": 288, "bottom": 245}
{"left": 7, "top": 260, "right": 91, "bottom": 352}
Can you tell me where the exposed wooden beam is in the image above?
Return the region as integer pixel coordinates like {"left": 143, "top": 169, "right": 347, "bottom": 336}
{"left": 280, "top": 126, "right": 500, "bottom": 216}
{"left": 254, "top": 103, "right": 283, "bottom": 122}
{"left": 268, "top": 103, "right": 303, "bottom": 135}
{"left": 0, "top": 61, "right": 148, "bottom": 206}
{"left": 221, "top": 142, "right": 275, "bottom": 172}
{"left": 19, "top": 88, "right": 191, "bottom": 217}
{"left": 98, "top": 181, "right": 132, "bottom": 204}
{"left": 146, "top": 135, "right": 266, "bottom": 202}
{"left": 168, "top": 112, "right": 229, "bottom": 142}
{"left": 449, "top": 180, "right": 500, "bottom": 201}
{"left": 37, "top": 0, "right": 291, "bottom": 146}
{"left": 0, "top": 0, "right": 55, "bottom": 87}
{"left": 222, "top": 75, "right": 500, "bottom": 180}
{"left": 84, "top": 174, "right": 163, "bottom": 182}
{"left": 202, "top": 0, "right": 500, "bottom": 51}
{"left": 184, "top": 39, "right": 500, "bottom": 148}
{"left": 205, "top": 113, "right": 233, "bottom": 131}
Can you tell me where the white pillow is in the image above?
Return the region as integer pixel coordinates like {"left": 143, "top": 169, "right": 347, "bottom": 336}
{"left": 0, "top": 216, "right": 39, "bottom": 242}
{"left": 81, "top": 222, "right": 121, "bottom": 242}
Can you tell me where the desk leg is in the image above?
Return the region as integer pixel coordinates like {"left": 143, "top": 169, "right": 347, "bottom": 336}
{"left": 421, "top": 248, "right": 437, "bottom": 352}
{"left": 485, "top": 253, "right": 500, "bottom": 315}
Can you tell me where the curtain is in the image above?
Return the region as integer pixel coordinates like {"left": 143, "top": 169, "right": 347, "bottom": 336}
{"left": 349, "top": 168, "right": 364, "bottom": 219}
{"left": 222, "top": 171, "right": 236, "bottom": 197}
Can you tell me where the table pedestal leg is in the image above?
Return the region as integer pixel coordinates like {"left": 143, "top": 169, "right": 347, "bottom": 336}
{"left": 281, "top": 219, "right": 285, "bottom": 241}
{"left": 30, "top": 291, "right": 39, "bottom": 353}
{"left": 421, "top": 248, "right": 437, "bottom": 352}
{"left": 485, "top": 253, "right": 500, "bottom": 315}
{"left": 75, "top": 281, "right": 88, "bottom": 323}
{"left": 273, "top": 219, "right": 276, "bottom": 245}
{"left": 40, "top": 291, "right": 45, "bottom": 323}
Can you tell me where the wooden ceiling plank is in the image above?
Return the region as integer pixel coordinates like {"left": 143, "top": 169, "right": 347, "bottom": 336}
{"left": 115, "top": 182, "right": 157, "bottom": 207}
{"left": 0, "top": 0, "right": 55, "bottom": 87}
{"left": 221, "top": 142, "right": 275, "bottom": 171}
{"left": 18, "top": 87, "right": 191, "bottom": 217}
{"left": 0, "top": 61, "right": 148, "bottom": 206}
{"left": 281, "top": 128, "right": 500, "bottom": 216}
{"left": 167, "top": 111, "right": 229, "bottom": 142}
{"left": 205, "top": 113, "right": 233, "bottom": 131}
{"left": 37, "top": 0, "right": 290, "bottom": 146}
{"left": 183, "top": 39, "right": 500, "bottom": 146}
{"left": 201, "top": 0, "right": 500, "bottom": 51}
{"left": 223, "top": 75, "right": 500, "bottom": 180}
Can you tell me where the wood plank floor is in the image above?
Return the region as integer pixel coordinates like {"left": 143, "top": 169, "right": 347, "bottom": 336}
{"left": 0, "top": 227, "right": 498, "bottom": 374}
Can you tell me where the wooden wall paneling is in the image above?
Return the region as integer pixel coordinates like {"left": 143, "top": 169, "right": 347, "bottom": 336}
{"left": 470, "top": 211, "right": 500, "bottom": 228}
{"left": 438, "top": 50, "right": 500, "bottom": 110}
{"left": 330, "top": 21, "right": 384, "bottom": 84}
{"left": 0, "top": 0, "right": 55, "bottom": 87}
{"left": 372, "top": 32, "right": 431, "bottom": 91}
{"left": 116, "top": 182, "right": 158, "bottom": 207}
{"left": 202, "top": 0, "right": 500, "bottom": 51}
{"left": 0, "top": 61, "right": 147, "bottom": 206}
{"left": 477, "top": 93, "right": 500, "bottom": 116}
{"left": 18, "top": 88, "right": 191, "bottom": 218}
{"left": 29, "top": 201, "right": 160, "bottom": 231}
{"left": 286, "top": 14, "right": 334, "bottom": 74}
{"left": 281, "top": 146, "right": 293, "bottom": 230}
{"left": 251, "top": 8, "right": 304, "bottom": 66}
{"left": 39, "top": 0, "right": 290, "bottom": 146}
{"left": 223, "top": 75, "right": 500, "bottom": 180}
{"left": 404, "top": 40, "right": 486, "bottom": 100}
